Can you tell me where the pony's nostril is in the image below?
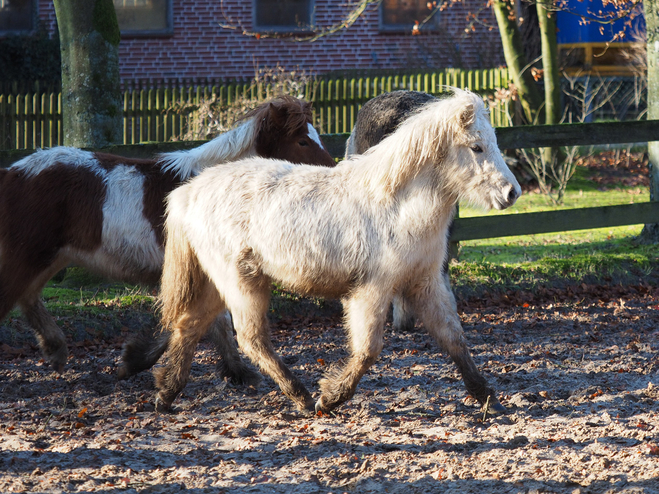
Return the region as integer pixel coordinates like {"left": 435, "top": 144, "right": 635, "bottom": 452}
{"left": 507, "top": 187, "right": 518, "bottom": 205}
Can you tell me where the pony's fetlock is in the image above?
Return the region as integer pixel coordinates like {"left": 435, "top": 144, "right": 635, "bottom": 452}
{"left": 119, "top": 332, "right": 169, "bottom": 380}
{"left": 153, "top": 366, "right": 186, "bottom": 412}
{"left": 217, "top": 360, "right": 262, "bottom": 387}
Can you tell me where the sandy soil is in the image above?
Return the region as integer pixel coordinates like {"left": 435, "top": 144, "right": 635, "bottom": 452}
{"left": 0, "top": 284, "right": 658, "bottom": 494}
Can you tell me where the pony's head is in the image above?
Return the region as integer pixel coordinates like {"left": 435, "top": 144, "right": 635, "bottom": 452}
{"left": 360, "top": 89, "right": 520, "bottom": 210}
{"left": 242, "top": 95, "right": 336, "bottom": 167}
{"left": 443, "top": 90, "right": 521, "bottom": 210}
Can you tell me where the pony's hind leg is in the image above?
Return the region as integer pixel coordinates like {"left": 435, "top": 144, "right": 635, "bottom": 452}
{"left": 20, "top": 298, "right": 68, "bottom": 373}
{"left": 118, "top": 310, "right": 261, "bottom": 385}
{"left": 11, "top": 258, "right": 71, "bottom": 373}
{"left": 316, "top": 285, "right": 390, "bottom": 413}
{"left": 230, "top": 285, "right": 314, "bottom": 413}
{"left": 153, "top": 281, "right": 225, "bottom": 412}
{"left": 411, "top": 271, "right": 504, "bottom": 414}
{"left": 208, "top": 310, "right": 261, "bottom": 386}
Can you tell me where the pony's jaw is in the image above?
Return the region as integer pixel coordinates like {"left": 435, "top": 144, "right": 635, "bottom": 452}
{"left": 453, "top": 150, "right": 522, "bottom": 211}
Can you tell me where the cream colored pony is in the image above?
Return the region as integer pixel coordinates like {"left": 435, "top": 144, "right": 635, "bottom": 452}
{"left": 155, "top": 89, "right": 521, "bottom": 414}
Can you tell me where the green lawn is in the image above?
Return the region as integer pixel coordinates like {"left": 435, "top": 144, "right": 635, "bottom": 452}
{"left": 451, "top": 163, "right": 659, "bottom": 295}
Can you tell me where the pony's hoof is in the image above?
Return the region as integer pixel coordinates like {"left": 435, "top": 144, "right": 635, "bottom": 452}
{"left": 314, "top": 397, "right": 329, "bottom": 415}
{"left": 47, "top": 349, "right": 68, "bottom": 374}
{"left": 392, "top": 317, "right": 416, "bottom": 333}
{"left": 484, "top": 397, "right": 507, "bottom": 415}
{"left": 154, "top": 395, "right": 174, "bottom": 414}
{"left": 116, "top": 364, "right": 130, "bottom": 380}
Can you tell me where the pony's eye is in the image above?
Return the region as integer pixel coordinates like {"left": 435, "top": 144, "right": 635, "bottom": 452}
{"left": 298, "top": 139, "right": 309, "bottom": 147}
{"left": 471, "top": 144, "right": 483, "bottom": 153}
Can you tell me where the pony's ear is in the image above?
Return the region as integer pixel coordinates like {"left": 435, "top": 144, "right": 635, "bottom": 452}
{"left": 458, "top": 102, "right": 475, "bottom": 129}
{"left": 268, "top": 102, "right": 287, "bottom": 128}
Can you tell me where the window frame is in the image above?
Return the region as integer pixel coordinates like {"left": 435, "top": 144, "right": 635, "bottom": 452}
{"left": 114, "top": 0, "right": 174, "bottom": 38}
{"left": 379, "top": 0, "right": 440, "bottom": 33}
{"left": 252, "top": 0, "right": 315, "bottom": 34}
{"left": 0, "top": 0, "right": 37, "bottom": 36}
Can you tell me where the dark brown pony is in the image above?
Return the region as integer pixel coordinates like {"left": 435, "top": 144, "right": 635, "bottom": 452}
{"left": 0, "top": 96, "right": 335, "bottom": 374}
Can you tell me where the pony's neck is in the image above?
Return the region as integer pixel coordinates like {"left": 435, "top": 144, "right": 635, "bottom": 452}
{"left": 346, "top": 119, "right": 445, "bottom": 202}
{"left": 158, "top": 119, "right": 257, "bottom": 179}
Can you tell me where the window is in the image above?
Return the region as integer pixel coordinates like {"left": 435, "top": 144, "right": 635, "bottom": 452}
{"left": 0, "top": 0, "right": 34, "bottom": 33}
{"left": 113, "top": 0, "right": 172, "bottom": 35}
{"left": 380, "top": 0, "right": 439, "bottom": 32}
{"left": 254, "top": 0, "right": 313, "bottom": 32}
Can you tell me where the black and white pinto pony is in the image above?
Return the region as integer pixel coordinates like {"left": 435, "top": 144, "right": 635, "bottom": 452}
{"left": 345, "top": 90, "right": 446, "bottom": 333}
{"left": 0, "top": 96, "right": 335, "bottom": 375}
{"left": 155, "top": 89, "right": 521, "bottom": 415}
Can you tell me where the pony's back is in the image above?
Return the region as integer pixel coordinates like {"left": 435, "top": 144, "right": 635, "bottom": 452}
{"left": 346, "top": 91, "right": 437, "bottom": 158}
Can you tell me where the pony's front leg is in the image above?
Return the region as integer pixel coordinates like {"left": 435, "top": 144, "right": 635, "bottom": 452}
{"left": 230, "top": 286, "right": 314, "bottom": 413}
{"left": 316, "top": 286, "right": 390, "bottom": 413}
{"left": 412, "top": 272, "right": 505, "bottom": 414}
{"left": 153, "top": 283, "right": 225, "bottom": 412}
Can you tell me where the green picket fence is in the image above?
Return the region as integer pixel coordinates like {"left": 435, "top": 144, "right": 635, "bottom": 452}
{"left": 0, "top": 68, "right": 511, "bottom": 151}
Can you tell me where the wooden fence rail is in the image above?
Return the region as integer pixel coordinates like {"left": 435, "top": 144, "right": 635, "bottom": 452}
{"left": 1, "top": 68, "right": 511, "bottom": 151}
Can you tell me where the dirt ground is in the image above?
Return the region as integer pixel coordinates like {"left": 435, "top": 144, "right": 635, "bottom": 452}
{"left": 0, "top": 283, "right": 658, "bottom": 494}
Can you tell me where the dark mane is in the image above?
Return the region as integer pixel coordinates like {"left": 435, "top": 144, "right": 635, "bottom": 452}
{"left": 239, "top": 95, "right": 313, "bottom": 136}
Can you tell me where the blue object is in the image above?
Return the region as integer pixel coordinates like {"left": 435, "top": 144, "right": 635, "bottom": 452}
{"left": 556, "top": 0, "right": 645, "bottom": 44}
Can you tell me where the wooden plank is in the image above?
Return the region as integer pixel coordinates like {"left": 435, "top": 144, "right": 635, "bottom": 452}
{"left": 496, "top": 120, "right": 659, "bottom": 149}
{"left": 451, "top": 202, "right": 659, "bottom": 241}
{"left": 319, "top": 133, "right": 350, "bottom": 158}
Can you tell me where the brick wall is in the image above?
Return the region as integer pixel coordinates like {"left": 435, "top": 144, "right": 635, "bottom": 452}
{"left": 35, "top": 0, "right": 504, "bottom": 82}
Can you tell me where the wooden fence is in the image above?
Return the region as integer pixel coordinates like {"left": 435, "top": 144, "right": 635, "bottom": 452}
{"left": 0, "top": 68, "right": 511, "bottom": 151}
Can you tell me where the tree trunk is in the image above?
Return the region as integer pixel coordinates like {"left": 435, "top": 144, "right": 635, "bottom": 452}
{"left": 537, "top": 0, "right": 562, "bottom": 189}
{"left": 639, "top": 0, "right": 659, "bottom": 243}
{"left": 53, "top": 0, "right": 122, "bottom": 148}
{"left": 491, "top": 0, "right": 544, "bottom": 124}
{"left": 536, "top": 0, "right": 560, "bottom": 125}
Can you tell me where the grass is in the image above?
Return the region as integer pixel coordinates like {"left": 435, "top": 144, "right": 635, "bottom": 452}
{"left": 452, "top": 162, "right": 659, "bottom": 297}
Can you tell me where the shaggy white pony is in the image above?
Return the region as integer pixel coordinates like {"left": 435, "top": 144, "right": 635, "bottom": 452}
{"left": 156, "top": 89, "right": 521, "bottom": 414}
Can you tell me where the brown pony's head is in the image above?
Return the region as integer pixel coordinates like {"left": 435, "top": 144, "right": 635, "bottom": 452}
{"left": 241, "top": 96, "right": 336, "bottom": 167}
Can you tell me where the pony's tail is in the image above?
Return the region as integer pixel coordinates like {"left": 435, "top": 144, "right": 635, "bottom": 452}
{"left": 159, "top": 214, "right": 207, "bottom": 328}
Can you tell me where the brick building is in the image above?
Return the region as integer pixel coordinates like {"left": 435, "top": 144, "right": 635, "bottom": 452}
{"left": 2, "top": 0, "right": 505, "bottom": 82}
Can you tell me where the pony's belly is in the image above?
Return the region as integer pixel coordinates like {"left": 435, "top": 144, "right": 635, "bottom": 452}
{"left": 261, "top": 259, "right": 358, "bottom": 299}
{"left": 61, "top": 243, "right": 163, "bottom": 286}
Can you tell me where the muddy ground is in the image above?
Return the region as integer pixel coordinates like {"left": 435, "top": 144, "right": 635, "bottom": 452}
{"left": 0, "top": 283, "right": 657, "bottom": 494}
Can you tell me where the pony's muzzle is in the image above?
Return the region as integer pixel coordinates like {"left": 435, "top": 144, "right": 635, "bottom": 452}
{"left": 497, "top": 182, "right": 521, "bottom": 210}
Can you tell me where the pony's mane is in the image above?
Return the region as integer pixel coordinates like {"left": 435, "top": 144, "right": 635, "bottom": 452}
{"left": 240, "top": 95, "right": 312, "bottom": 138}
{"left": 158, "top": 96, "right": 312, "bottom": 180}
{"left": 350, "top": 89, "right": 486, "bottom": 198}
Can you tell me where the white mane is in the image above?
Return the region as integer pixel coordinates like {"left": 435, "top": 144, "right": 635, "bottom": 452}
{"left": 345, "top": 89, "right": 485, "bottom": 200}
{"left": 157, "top": 119, "right": 257, "bottom": 180}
